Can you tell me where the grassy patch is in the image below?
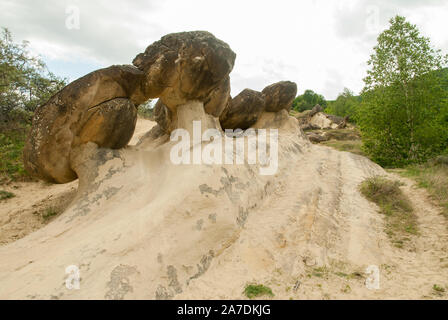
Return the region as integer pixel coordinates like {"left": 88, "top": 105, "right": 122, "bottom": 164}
{"left": 42, "top": 208, "right": 58, "bottom": 221}
{"left": 321, "top": 140, "right": 365, "bottom": 156}
{"left": 433, "top": 284, "right": 445, "bottom": 292}
{"left": 244, "top": 284, "right": 274, "bottom": 299}
{"left": 0, "top": 125, "right": 31, "bottom": 182}
{"left": 334, "top": 271, "right": 350, "bottom": 278}
{"left": 433, "top": 284, "right": 446, "bottom": 293}
{"left": 342, "top": 284, "right": 352, "bottom": 293}
{"left": 402, "top": 157, "right": 448, "bottom": 218}
{"left": 360, "top": 177, "right": 418, "bottom": 248}
{"left": 0, "top": 190, "right": 15, "bottom": 200}
{"left": 311, "top": 266, "right": 329, "bottom": 278}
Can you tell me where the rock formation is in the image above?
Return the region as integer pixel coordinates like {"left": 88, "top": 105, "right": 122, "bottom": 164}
{"left": 23, "top": 31, "right": 301, "bottom": 183}
{"left": 262, "top": 81, "right": 297, "bottom": 112}
{"left": 219, "top": 89, "right": 265, "bottom": 130}
{"left": 23, "top": 65, "right": 146, "bottom": 183}
{"left": 132, "top": 31, "right": 236, "bottom": 114}
{"left": 298, "top": 104, "right": 348, "bottom": 131}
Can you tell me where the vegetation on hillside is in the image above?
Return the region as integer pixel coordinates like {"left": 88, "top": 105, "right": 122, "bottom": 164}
{"left": 0, "top": 28, "right": 67, "bottom": 182}
{"left": 292, "top": 89, "right": 326, "bottom": 112}
{"left": 0, "top": 28, "right": 66, "bottom": 122}
{"left": 402, "top": 155, "right": 448, "bottom": 218}
{"left": 357, "top": 16, "right": 448, "bottom": 167}
{"left": 360, "top": 177, "right": 418, "bottom": 249}
{"left": 325, "top": 88, "right": 361, "bottom": 121}
{"left": 137, "top": 99, "right": 156, "bottom": 119}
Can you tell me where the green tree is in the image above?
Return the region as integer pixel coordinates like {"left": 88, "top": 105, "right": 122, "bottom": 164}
{"left": 0, "top": 27, "right": 66, "bottom": 181}
{"left": 292, "top": 89, "right": 326, "bottom": 112}
{"left": 357, "top": 16, "right": 448, "bottom": 166}
{"left": 0, "top": 27, "right": 66, "bottom": 126}
{"left": 325, "top": 88, "right": 361, "bottom": 119}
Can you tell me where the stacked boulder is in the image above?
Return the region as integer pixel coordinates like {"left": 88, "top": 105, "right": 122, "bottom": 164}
{"left": 23, "top": 31, "right": 298, "bottom": 184}
{"left": 219, "top": 81, "right": 297, "bottom": 130}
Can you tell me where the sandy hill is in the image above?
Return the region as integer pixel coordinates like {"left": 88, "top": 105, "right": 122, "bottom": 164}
{"left": 1, "top": 103, "right": 446, "bottom": 300}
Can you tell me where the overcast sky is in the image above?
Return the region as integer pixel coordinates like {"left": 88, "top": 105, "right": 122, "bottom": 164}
{"left": 1, "top": 0, "right": 447, "bottom": 99}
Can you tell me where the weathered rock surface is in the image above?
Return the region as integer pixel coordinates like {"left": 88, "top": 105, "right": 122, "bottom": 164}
{"left": 309, "top": 104, "right": 324, "bottom": 117}
{"left": 262, "top": 81, "right": 297, "bottom": 112}
{"left": 203, "top": 76, "right": 231, "bottom": 117}
{"left": 306, "top": 132, "right": 329, "bottom": 143}
{"left": 23, "top": 65, "right": 145, "bottom": 183}
{"left": 78, "top": 98, "right": 137, "bottom": 148}
{"left": 24, "top": 32, "right": 237, "bottom": 183}
{"left": 133, "top": 31, "right": 236, "bottom": 114}
{"left": 154, "top": 100, "right": 173, "bottom": 133}
{"left": 308, "top": 112, "right": 346, "bottom": 130}
{"left": 23, "top": 30, "right": 297, "bottom": 186}
{"left": 297, "top": 104, "right": 348, "bottom": 132}
{"left": 219, "top": 89, "right": 265, "bottom": 130}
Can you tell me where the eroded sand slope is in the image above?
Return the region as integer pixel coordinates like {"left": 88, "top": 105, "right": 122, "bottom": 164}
{"left": 0, "top": 106, "right": 447, "bottom": 300}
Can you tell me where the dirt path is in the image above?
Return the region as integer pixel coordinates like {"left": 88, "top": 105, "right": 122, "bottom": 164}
{"left": 379, "top": 173, "right": 448, "bottom": 299}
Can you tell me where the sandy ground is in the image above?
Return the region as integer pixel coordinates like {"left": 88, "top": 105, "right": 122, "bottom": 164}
{"left": 0, "top": 109, "right": 447, "bottom": 300}
{"left": 129, "top": 118, "right": 156, "bottom": 145}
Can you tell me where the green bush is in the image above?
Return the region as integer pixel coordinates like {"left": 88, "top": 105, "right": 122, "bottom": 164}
{"left": 0, "top": 125, "right": 31, "bottom": 182}
{"left": 325, "top": 88, "right": 361, "bottom": 121}
{"left": 292, "top": 90, "right": 326, "bottom": 112}
{"left": 0, "top": 190, "right": 15, "bottom": 200}
{"left": 244, "top": 284, "right": 274, "bottom": 299}
{"left": 360, "top": 176, "right": 417, "bottom": 248}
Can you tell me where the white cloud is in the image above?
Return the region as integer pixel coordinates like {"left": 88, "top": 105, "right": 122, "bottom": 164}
{"left": 1, "top": 0, "right": 447, "bottom": 99}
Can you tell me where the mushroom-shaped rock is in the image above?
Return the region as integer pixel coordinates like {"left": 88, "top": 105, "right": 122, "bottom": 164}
{"left": 23, "top": 65, "right": 144, "bottom": 183}
{"left": 133, "top": 31, "right": 236, "bottom": 115}
{"left": 262, "top": 81, "right": 297, "bottom": 112}
{"left": 219, "top": 89, "right": 265, "bottom": 130}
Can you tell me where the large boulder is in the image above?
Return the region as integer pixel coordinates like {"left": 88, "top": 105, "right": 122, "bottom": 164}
{"left": 306, "top": 132, "right": 329, "bottom": 143}
{"left": 23, "top": 65, "right": 145, "bottom": 183}
{"left": 133, "top": 31, "right": 236, "bottom": 115}
{"left": 77, "top": 98, "right": 137, "bottom": 148}
{"left": 262, "top": 81, "right": 297, "bottom": 112}
{"left": 309, "top": 104, "right": 324, "bottom": 117}
{"left": 219, "top": 89, "right": 265, "bottom": 130}
{"left": 308, "top": 112, "right": 346, "bottom": 130}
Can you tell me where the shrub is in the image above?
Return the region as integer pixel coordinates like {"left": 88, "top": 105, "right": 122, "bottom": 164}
{"left": 244, "top": 284, "right": 274, "bottom": 299}
{"left": 360, "top": 177, "right": 418, "bottom": 248}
